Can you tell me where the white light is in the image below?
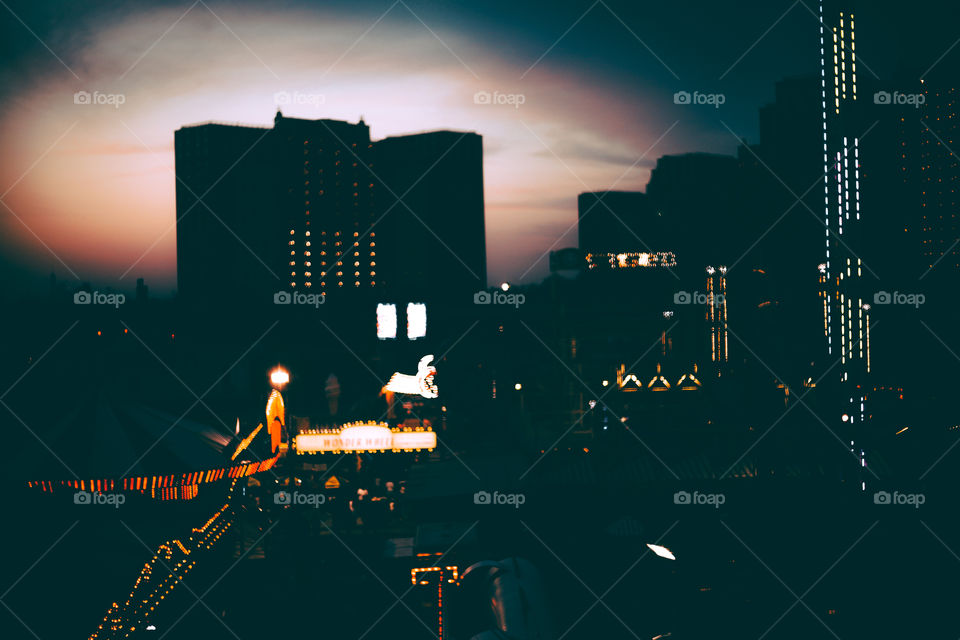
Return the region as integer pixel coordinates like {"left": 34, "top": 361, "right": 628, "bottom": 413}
{"left": 269, "top": 367, "right": 290, "bottom": 388}
{"left": 842, "top": 414, "right": 850, "bottom": 422}
{"left": 602, "top": 380, "right": 609, "bottom": 387}
{"left": 385, "top": 355, "right": 438, "bottom": 398}
{"left": 646, "top": 543, "right": 676, "bottom": 560}
{"left": 501, "top": 282, "right": 510, "bottom": 291}
{"left": 514, "top": 383, "right": 522, "bottom": 391}
{"left": 407, "top": 302, "right": 427, "bottom": 340}
{"left": 377, "top": 303, "right": 397, "bottom": 340}
{"left": 146, "top": 625, "right": 157, "bottom": 631}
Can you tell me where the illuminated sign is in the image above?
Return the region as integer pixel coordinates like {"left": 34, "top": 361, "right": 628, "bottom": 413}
{"left": 585, "top": 251, "right": 677, "bottom": 270}
{"left": 340, "top": 424, "right": 393, "bottom": 450}
{"left": 377, "top": 303, "right": 397, "bottom": 339}
{"left": 407, "top": 303, "right": 427, "bottom": 340}
{"left": 385, "top": 355, "right": 438, "bottom": 398}
{"left": 295, "top": 423, "right": 437, "bottom": 453}
{"left": 392, "top": 430, "right": 438, "bottom": 450}
{"left": 265, "top": 389, "right": 285, "bottom": 453}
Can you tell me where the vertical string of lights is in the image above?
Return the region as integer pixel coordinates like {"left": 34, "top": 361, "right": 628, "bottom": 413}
{"left": 820, "top": 0, "right": 870, "bottom": 489}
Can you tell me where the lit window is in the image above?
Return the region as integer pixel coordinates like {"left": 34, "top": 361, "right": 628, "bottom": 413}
{"left": 377, "top": 304, "right": 398, "bottom": 339}
{"left": 407, "top": 303, "right": 427, "bottom": 339}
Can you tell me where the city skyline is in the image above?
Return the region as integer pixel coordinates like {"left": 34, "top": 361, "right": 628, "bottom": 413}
{"left": 1, "top": 0, "right": 956, "bottom": 294}
{"left": 3, "top": 2, "right": 960, "bottom": 638}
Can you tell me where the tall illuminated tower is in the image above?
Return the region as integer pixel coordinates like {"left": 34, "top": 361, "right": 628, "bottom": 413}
{"left": 706, "top": 265, "right": 729, "bottom": 374}
{"left": 819, "top": 0, "right": 871, "bottom": 484}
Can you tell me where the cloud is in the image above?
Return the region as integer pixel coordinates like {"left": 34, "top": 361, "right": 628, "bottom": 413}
{"left": 0, "top": 2, "right": 706, "bottom": 290}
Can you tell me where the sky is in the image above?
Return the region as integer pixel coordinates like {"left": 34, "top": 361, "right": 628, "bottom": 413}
{"left": 0, "top": 0, "right": 955, "bottom": 294}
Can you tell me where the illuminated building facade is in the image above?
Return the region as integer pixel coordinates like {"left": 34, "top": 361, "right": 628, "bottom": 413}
{"left": 706, "top": 266, "right": 729, "bottom": 371}
{"left": 918, "top": 83, "right": 960, "bottom": 270}
{"left": 272, "top": 113, "right": 378, "bottom": 294}
{"left": 820, "top": 0, "right": 871, "bottom": 479}
{"left": 175, "top": 116, "right": 485, "bottom": 306}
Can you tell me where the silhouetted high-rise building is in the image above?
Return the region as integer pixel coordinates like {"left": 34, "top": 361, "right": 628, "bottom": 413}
{"left": 270, "top": 113, "right": 377, "bottom": 295}
{"left": 174, "top": 114, "right": 485, "bottom": 307}
{"left": 645, "top": 153, "right": 741, "bottom": 270}
{"left": 174, "top": 122, "right": 275, "bottom": 304}
{"left": 373, "top": 130, "right": 486, "bottom": 301}
{"left": 577, "top": 191, "right": 668, "bottom": 254}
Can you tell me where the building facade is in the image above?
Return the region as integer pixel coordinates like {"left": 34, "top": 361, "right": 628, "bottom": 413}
{"left": 819, "top": 0, "right": 871, "bottom": 482}
{"left": 174, "top": 114, "right": 485, "bottom": 308}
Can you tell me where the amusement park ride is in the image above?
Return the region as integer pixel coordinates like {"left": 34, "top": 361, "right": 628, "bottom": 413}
{"left": 22, "top": 356, "right": 439, "bottom": 639}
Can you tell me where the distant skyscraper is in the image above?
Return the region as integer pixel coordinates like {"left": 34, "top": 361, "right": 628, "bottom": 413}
{"left": 577, "top": 191, "right": 665, "bottom": 254}
{"left": 645, "top": 153, "right": 741, "bottom": 270}
{"left": 174, "top": 122, "right": 275, "bottom": 304}
{"left": 705, "top": 265, "right": 729, "bottom": 373}
{"left": 918, "top": 82, "right": 959, "bottom": 270}
{"left": 373, "top": 131, "right": 486, "bottom": 300}
{"left": 175, "top": 114, "right": 485, "bottom": 306}
{"left": 270, "top": 114, "right": 377, "bottom": 294}
{"left": 819, "top": 0, "right": 871, "bottom": 480}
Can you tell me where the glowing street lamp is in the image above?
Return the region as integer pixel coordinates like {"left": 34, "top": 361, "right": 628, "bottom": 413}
{"left": 270, "top": 366, "right": 290, "bottom": 389}
{"left": 501, "top": 282, "right": 510, "bottom": 291}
